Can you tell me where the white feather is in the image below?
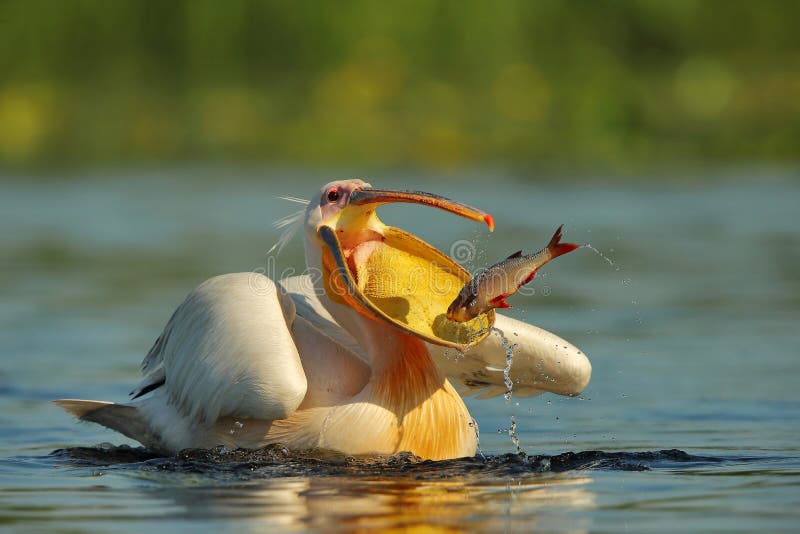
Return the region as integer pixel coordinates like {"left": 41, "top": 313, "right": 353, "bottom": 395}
{"left": 268, "top": 207, "right": 307, "bottom": 255}
{"left": 278, "top": 195, "right": 310, "bottom": 205}
{"left": 136, "top": 273, "right": 308, "bottom": 424}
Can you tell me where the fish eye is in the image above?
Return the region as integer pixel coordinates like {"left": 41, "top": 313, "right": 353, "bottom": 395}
{"left": 326, "top": 188, "right": 340, "bottom": 202}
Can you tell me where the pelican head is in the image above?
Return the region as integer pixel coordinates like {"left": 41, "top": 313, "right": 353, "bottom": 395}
{"left": 302, "top": 179, "right": 495, "bottom": 351}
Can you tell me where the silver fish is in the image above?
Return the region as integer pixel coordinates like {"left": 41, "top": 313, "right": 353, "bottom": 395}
{"left": 447, "top": 225, "right": 579, "bottom": 322}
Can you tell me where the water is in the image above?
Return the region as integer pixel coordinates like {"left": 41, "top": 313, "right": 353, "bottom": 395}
{"left": 2, "top": 167, "right": 799, "bottom": 532}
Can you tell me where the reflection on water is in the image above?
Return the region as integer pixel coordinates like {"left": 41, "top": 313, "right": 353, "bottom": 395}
{"left": 157, "top": 475, "right": 594, "bottom": 532}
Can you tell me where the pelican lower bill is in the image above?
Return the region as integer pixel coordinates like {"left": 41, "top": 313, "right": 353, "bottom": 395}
{"left": 354, "top": 227, "right": 493, "bottom": 349}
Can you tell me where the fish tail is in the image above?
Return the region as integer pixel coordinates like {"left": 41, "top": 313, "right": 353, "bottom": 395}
{"left": 547, "top": 224, "right": 580, "bottom": 259}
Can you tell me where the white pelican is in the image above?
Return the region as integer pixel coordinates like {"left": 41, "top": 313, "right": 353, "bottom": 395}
{"left": 56, "top": 179, "right": 590, "bottom": 460}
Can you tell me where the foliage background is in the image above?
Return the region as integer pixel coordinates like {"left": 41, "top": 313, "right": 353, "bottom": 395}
{"left": 1, "top": 0, "right": 798, "bottom": 173}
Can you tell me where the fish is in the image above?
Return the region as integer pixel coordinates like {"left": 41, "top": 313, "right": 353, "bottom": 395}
{"left": 446, "top": 225, "right": 580, "bottom": 322}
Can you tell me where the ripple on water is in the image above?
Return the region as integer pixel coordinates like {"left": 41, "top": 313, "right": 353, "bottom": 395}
{"left": 49, "top": 445, "right": 742, "bottom": 481}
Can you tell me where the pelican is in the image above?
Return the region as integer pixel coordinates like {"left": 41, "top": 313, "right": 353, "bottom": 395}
{"left": 56, "top": 179, "right": 590, "bottom": 460}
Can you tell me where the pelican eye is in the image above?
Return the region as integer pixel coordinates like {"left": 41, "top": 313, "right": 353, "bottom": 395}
{"left": 327, "top": 188, "right": 340, "bottom": 202}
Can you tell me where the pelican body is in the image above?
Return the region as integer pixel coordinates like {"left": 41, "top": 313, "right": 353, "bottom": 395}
{"left": 56, "top": 180, "right": 591, "bottom": 460}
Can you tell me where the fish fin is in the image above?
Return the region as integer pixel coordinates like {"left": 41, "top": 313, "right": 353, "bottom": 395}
{"left": 547, "top": 224, "right": 580, "bottom": 259}
{"left": 489, "top": 294, "right": 512, "bottom": 309}
{"left": 505, "top": 250, "right": 523, "bottom": 260}
{"left": 520, "top": 269, "right": 538, "bottom": 286}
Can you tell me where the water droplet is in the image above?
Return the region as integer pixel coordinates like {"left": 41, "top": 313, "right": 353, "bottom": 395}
{"left": 507, "top": 415, "right": 527, "bottom": 456}
{"left": 584, "top": 243, "right": 616, "bottom": 269}
{"left": 492, "top": 327, "right": 516, "bottom": 405}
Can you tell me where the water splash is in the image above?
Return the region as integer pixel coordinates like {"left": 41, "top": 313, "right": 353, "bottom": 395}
{"left": 584, "top": 243, "right": 644, "bottom": 328}
{"left": 492, "top": 327, "right": 526, "bottom": 457}
{"left": 470, "top": 418, "right": 485, "bottom": 460}
{"left": 631, "top": 299, "right": 643, "bottom": 326}
{"left": 508, "top": 416, "right": 524, "bottom": 456}
{"left": 493, "top": 327, "right": 516, "bottom": 404}
{"left": 52, "top": 445, "right": 737, "bottom": 476}
{"left": 443, "top": 348, "right": 466, "bottom": 363}
{"left": 584, "top": 243, "right": 619, "bottom": 271}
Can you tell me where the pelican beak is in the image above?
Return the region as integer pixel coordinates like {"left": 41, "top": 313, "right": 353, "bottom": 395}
{"left": 318, "top": 187, "right": 495, "bottom": 350}
{"left": 348, "top": 188, "right": 495, "bottom": 231}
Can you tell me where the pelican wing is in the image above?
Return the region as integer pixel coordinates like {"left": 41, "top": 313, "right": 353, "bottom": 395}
{"left": 134, "top": 273, "right": 308, "bottom": 423}
{"left": 277, "top": 275, "right": 590, "bottom": 400}
{"left": 427, "top": 314, "right": 591, "bottom": 399}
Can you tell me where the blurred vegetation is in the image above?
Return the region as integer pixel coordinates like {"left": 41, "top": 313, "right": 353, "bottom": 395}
{"left": 1, "top": 0, "right": 799, "bottom": 171}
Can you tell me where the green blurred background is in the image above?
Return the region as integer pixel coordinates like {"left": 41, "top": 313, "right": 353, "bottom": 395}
{"left": 1, "top": 0, "right": 798, "bottom": 172}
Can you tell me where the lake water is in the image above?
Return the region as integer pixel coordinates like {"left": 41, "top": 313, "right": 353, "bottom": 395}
{"left": 1, "top": 167, "right": 799, "bottom": 532}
